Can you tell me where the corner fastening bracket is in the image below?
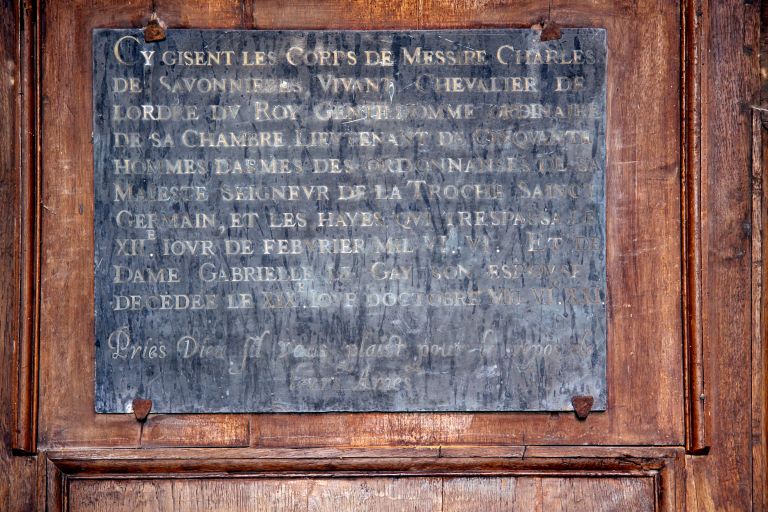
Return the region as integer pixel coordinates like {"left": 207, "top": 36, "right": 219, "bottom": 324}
{"left": 571, "top": 395, "right": 594, "bottom": 420}
{"left": 143, "top": 14, "right": 166, "bottom": 43}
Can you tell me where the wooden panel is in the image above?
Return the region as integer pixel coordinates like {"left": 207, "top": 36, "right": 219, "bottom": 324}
{"left": 67, "top": 476, "right": 655, "bottom": 512}
{"left": 0, "top": 0, "right": 38, "bottom": 509}
{"left": 684, "top": 0, "right": 762, "bottom": 510}
{"left": 43, "top": 447, "right": 683, "bottom": 511}
{"left": 241, "top": 0, "right": 684, "bottom": 447}
{"left": 69, "top": 479, "right": 441, "bottom": 511}
{"left": 0, "top": 0, "right": 758, "bottom": 511}
{"left": 251, "top": 0, "right": 685, "bottom": 446}
{"left": 442, "top": 477, "right": 655, "bottom": 512}
{"left": 35, "top": 0, "right": 683, "bottom": 449}
{"left": 153, "top": 0, "right": 242, "bottom": 28}
{"left": 752, "top": 108, "right": 767, "bottom": 511}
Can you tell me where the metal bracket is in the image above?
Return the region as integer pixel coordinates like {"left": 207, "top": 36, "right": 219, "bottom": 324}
{"left": 144, "top": 14, "right": 166, "bottom": 43}
{"left": 571, "top": 395, "right": 594, "bottom": 420}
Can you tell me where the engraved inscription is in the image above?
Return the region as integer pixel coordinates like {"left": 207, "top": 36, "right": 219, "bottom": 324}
{"left": 94, "top": 29, "right": 607, "bottom": 413}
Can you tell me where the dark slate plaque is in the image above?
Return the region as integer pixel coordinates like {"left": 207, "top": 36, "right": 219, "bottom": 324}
{"left": 93, "top": 29, "right": 607, "bottom": 413}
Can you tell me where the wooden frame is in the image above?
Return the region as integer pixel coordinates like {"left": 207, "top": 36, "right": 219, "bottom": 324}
{"left": 10, "top": 0, "right": 684, "bottom": 453}
{"left": 2, "top": 0, "right": 764, "bottom": 509}
{"left": 42, "top": 446, "right": 684, "bottom": 511}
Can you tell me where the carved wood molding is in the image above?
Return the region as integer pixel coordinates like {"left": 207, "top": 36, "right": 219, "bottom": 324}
{"left": 43, "top": 447, "right": 683, "bottom": 511}
{"left": 11, "top": 0, "right": 42, "bottom": 455}
{"left": 681, "top": 0, "right": 709, "bottom": 454}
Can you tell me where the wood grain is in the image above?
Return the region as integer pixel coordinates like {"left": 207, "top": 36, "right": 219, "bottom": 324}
{"left": 249, "top": 0, "right": 420, "bottom": 30}
{"left": 682, "top": 0, "right": 708, "bottom": 454}
{"left": 244, "top": 0, "right": 684, "bottom": 449}
{"left": 0, "top": 0, "right": 762, "bottom": 510}
{"left": 153, "top": 0, "right": 242, "bottom": 28}
{"left": 11, "top": 0, "right": 42, "bottom": 455}
{"left": 684, "top": 0, "right": 762, "bottom": 510}
{"left": 31, "top": 0, "right": 685, "bottom": 450}
{"left": 140, "top": 415, "right": 250, "bottom": 447}
{"left": 67, "top": 476, "right": 655, "bottom": 512}
{"left": 443, "top": 477, "right": 656, "bottom": 511}
{"left": 0, "top": 0, "right": 38, "bottom": 509}
{"left": 44, "top": 447, "right": 676, "bottom": 477}
{"left": 42, "top": 446, "right": 681, "bottom": 511}
{"left": 754, "top": 6, "right": 768, "bottom": 507}
{"left": 752, "top": 109, "right": 766, "bottom": 512}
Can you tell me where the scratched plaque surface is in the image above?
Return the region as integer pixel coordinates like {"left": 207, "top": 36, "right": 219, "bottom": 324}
{"left": 93, "top": 29, "right": 607, "bottom": 413}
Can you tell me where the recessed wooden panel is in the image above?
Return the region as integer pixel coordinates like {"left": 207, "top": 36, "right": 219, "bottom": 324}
{"left": 442, "top": 477, "right": 655, "bottom": 511}
{"left": 67, "top": 476, "right": 655, "bottom": 512}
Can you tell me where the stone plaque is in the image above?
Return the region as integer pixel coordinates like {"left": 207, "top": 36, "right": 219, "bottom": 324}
{"left": 93, "top": 29, "right": 607, "bottom": 413}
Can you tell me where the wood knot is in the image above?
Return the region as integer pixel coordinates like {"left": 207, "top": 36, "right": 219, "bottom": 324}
{"left": 571, "top": 395, "right": 594, "bottom": 420}
{"left": 132, "top": 398, "right": 152, "bottom": 422}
